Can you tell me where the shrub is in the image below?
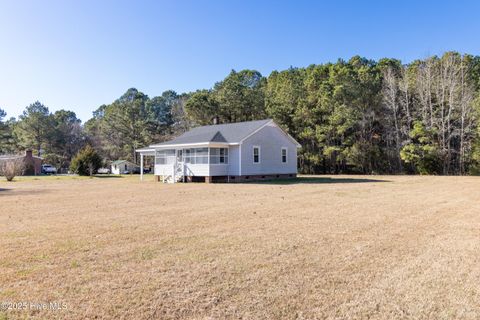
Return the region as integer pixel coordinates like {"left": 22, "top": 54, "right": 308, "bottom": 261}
{"left": 70, "top": 145, "right": 102, "bottom": 176}
{"left": 400, "top": 121, "right": 442, "bottom": 175}
{"left": 0, "top": 158, "right": 25, "bottom": 181}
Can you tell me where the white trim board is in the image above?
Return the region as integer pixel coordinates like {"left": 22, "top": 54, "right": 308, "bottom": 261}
{"left": 149, "top": 142, "right": 231, "bottom": 148}
{"left": 237, "top": 120, "right": 301, "bottom": 148}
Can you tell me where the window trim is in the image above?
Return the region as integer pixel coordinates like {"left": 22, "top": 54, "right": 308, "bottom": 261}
{"left": 253, "top": 146, "right": 261, "bottom": 164}
{"left": 219, "top": 148, "right": 226, "bottom": 164}
{"left": 209, "top": 147, "right": 229, "bottom": 165}
{"left": 281, "top": 147, "right": 288, "bottom": 164}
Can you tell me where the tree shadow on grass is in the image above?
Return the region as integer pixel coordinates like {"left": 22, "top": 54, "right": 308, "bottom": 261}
{"left": 247, "top": 176, "right": 390, "bottom": 185}
{"left": 93, "top": 175, "right": 124, "bottom": 178}
{"left": 0, "top": 188, "right": 51, "bottom": 196}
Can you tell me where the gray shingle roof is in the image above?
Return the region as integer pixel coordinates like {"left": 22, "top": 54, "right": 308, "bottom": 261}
{"left": 111, "top": 160, "right": 136, "bottom": 165}
{"left": 152, "top": 119, "right": 272, "bottom": 146}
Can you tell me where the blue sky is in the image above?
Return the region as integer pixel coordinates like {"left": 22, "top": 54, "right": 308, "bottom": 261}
{"left": 1, "top": 0, "right": 479, "bottom": 122}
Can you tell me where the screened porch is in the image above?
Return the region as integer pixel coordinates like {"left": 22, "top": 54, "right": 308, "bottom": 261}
{"left": 155, "top": 147, "right": 229, "bottom": 165}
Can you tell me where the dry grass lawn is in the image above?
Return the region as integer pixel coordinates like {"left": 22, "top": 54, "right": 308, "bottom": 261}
{"left": 1, "top": 175, "right": 480, "bottom": 319}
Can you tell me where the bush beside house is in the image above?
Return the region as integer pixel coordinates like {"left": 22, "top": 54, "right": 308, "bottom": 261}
{"left": 70, "top": 145, "right": 102, "bottom": 176}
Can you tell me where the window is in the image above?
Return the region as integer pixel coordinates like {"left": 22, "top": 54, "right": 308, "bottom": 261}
{"left": 156, "top": 148, "right": 230, "bottom": 165}
{"left": 219, "top": 148, "right": 226, "bottom": 163}
{"left": 253, "top": 146, "right": 260, "bottom": 163}
{"left": 281, "top": 148, "right": 287, "bottom": 163}
{"left": 184, "top": 148, "right": 208, "bottom": 164}
{"left": 125, "top": 164, "right": 128, "bottom": 170}
{"left": 195, "top": 148, "right": 209, "bottom": 164}
{"left": 155, "top": 149, "right": 175, "bottom": 165}
{"left": 184, "top": 149, "right": 191, "bottom": 163}
{"left": 210, "top": 148, "right": 228, "bottom": 164}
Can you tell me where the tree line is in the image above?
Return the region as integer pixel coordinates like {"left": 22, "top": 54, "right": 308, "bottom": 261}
{"left": 1, "top": 51, "right": 479, "bottom": 175}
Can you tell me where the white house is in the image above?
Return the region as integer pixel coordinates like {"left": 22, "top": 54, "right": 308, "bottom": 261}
{"left": 111, "top": 160, "right": 139, "bottom": 175}
{"left": 136, "top": 119, "right": 301, "bottom": 183}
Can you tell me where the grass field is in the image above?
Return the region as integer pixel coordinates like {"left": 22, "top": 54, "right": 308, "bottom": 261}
{"left": 1, "top": 175, "right": 480, "bottom": 319}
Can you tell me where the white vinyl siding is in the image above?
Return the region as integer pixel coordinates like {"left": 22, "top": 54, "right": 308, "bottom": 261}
{"left": 240, "top": 124, "right": 298, "bottom": 175}
{"left": 227, "top": 145, "right": 240, "bottom": 175}
{"left": 155, "top": 163, "right": 210, "bottom": 176}
{"left": 111, "top": 161, "right": 139, "bottom": 175}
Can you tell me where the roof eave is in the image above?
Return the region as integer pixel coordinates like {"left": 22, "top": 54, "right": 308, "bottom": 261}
{"left": 236, "top": 119, "right": 302, "bottom": 148}
{"left": 135, "top": 147, "right": 156, "bottom": 155}
{"left": 148, "top": 142, "right": 233, "bottom": 149}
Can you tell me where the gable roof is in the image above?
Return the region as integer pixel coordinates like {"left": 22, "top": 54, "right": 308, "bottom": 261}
{"left": 111, "top": 160, "right": 137, "bottom": 166}
{"left": 150, "top": 119, "right": 273, "bottom": 147}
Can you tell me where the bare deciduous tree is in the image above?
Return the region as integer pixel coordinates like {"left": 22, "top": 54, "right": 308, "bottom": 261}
{"left": 0, "top": 158, "right": 25, "bottom": 181}
{"left": 383, "top": 53, "right": 478, "bottom": 175}
{"left": 382, "top": 66, "right": 403, "bottom": 171}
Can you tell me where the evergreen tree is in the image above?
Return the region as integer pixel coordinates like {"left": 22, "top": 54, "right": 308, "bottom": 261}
{"left": 14, "top": 101, "right": 54, "bottom": 156}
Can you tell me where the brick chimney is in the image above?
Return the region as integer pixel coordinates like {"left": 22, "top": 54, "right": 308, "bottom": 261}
{"left": 25, "top": 149, "right": 33, "bottom": 158}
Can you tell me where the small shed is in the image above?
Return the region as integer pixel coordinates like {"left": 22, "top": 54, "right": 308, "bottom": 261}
{"left": 111, "top": 160, "right": 139, "bottom": 175}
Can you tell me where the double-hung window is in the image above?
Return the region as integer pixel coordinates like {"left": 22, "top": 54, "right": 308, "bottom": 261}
{"left": 281, "top": 148, "right": 287, "bottom": 163}
{"left": 209, "top": 148, "right": 229, "bottom": 164}
{"left": 219, "top": 148, "right": 226, "bottom": 163}
{"left": 253, "top": 146, "right": 260, "bottom": 163}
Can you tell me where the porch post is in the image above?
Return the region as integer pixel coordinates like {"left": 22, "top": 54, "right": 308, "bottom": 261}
{"left": 140, "top": 153, "right": 144, "bottom": 181}
{"left": 239, "top": 144, "right": 242, "bottom": 176}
